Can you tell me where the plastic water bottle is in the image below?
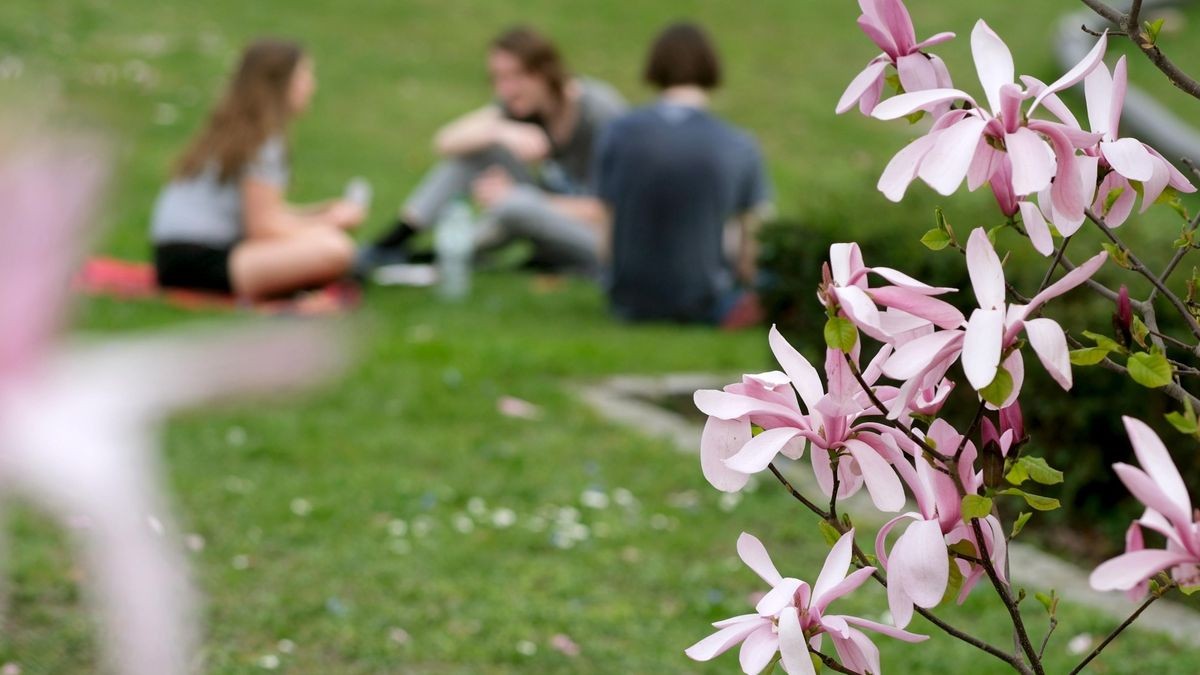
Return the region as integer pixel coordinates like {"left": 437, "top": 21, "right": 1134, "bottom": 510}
{"left": 434, "top": 200, "right": 474, "bottom": 300}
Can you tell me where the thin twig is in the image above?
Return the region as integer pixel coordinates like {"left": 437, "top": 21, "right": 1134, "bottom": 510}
{"left": 812, "top": 649, "right": 860, "bottom": 674}
{"left": 767, "top": 463, "right": 829, "bottom": 518}
{"left": 969, "top": 517, "right": 1045, "bottom": 674}
{"left": 1067, "top": 583, "right": 1174, "bottom": 674}
{"left": 1087, "top": 208, "right": 1200, "bottom": 339}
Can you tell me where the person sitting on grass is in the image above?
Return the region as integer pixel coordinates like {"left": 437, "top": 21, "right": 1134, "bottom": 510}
{"left": 359, "top": 25, "right": 626, "bottom": 277}
{"left": 150, "top": 38, "right": 362, "bottom": 299}
{"left": 594, "top": 22, "right": 773, "bottom": 327}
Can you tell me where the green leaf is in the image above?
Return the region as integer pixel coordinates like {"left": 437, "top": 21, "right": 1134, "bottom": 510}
{"left": 903, "top": 110, "right": 926, "bottom": 125}
{"left": 1034, "top": 590, "right": 1058, "bottom": 615}
{"left": 1181, "top": 584, "right": 1200, "bottom": 596}
{"left": 1155, "top": 186, "right": 1189, "bottom": 220}
{"left": 817, "top": 519, "right": 842, "bottom": 547}
{"left": 998, "top": 488, "right": 1060, "bottom": 511}
{"left": 1165, "top": 411, "right": 1199, "bottom": 435}
{"left": 824, "top": 317, "right": 858, "bottom": 353}
{"left": 1145, "top": 18, "right": 1165, "bottom": 44}
{"left": 1069, "top": 347, "right": 1109, "bottom": 366}
{"left": 1008, "top": 456, "right": 1063, "bottom": 486}
{"left": 1082, "top": 330, "right": 1127, "bottom": 355}
{"left": 1127, "top": 351, "right": 1173, "bottom": 388}
{"left": 978, "top": 368, "right": 1013, "bottom": 407}
{"left": 1131, "top": 316, "right": 1150, "bottom": 349}
{"left": 1011, "top": 511, "right": 1033, "bottom": 538}
{"left": 1103, "top": 187, "right": 1125, "bottom": 216}
{"left": 986, "top": 224, "right": 1006, "bottom": 246}
{"left": 961, "top": 494, "right": 994, "bottom": 523}
{"left": 943, "top": 550, "right": 964, "bottom": 603}
{"left": 1101, "top": 242, "right": 1132, "bottom": 269}
{"left": 921, "top": 228, "right": 952, "bottom": 251}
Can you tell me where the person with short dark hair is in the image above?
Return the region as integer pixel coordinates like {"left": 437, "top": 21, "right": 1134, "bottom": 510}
{"left": 595, "top": 22, "right": 772, "bottom": 325}
{"left": 360, "top": 26, "right": 626, "bottom": 276}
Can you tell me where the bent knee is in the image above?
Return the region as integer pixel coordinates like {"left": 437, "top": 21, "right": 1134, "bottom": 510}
{"left": 312, "top": 228, "right": 355, "bottom": 276}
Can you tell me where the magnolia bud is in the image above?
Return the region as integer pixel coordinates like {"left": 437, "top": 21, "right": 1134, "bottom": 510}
{"left": 1113, "top": 285, "right": 1133, "bottom": 347}
{"left": 999, "top": 402, "right": 1024, "bottom": 443}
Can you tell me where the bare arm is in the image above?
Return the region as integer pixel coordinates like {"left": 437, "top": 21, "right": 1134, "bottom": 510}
{"left": 242, "top": 178, "right": 362, "bottom": 239}
{"left": 735, "top": 210, "right": 764, "bottom": 284}
{"left": 434, "top": 105, "right": 549, "bottom": 160}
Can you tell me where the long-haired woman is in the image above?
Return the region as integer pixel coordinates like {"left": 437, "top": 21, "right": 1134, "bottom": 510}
{"left": 150, "top": 39, "right": 362, "bottom": 299}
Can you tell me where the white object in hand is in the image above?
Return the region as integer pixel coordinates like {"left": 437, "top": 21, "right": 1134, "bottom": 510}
{"left": 343, "top": 177, "right": 372, "bottom": 210}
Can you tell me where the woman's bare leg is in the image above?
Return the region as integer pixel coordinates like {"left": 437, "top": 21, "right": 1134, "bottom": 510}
{"left": 228, "top": 227, "right": 355, "bottom": 300}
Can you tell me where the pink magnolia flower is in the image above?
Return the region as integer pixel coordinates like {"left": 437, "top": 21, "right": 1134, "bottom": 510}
{"left": 1090, "top": 417, "right": 1200, "bottom": 596}
{"left": 875, "top": 420, "right": 1008, "bottom": 628}
{"left": 1082, "top": 56, "right": 1196, "bottom": 226}
{"left": 836, "top": 0, "right": 955, "bottom": 116}
{"left": 871, "top": 21, "right": 1106, "bottom": 227}
{"left": 884, "top": 228, "right": 1106, "bottom": 406}
{"left": 686, "top": 530, "right": 927, "bottom": 674}
{"left": 826, "top": 243, "right": 964, "bottom": 344}
{"left": 694, "top": 327, "right": 908, "bottom": 512}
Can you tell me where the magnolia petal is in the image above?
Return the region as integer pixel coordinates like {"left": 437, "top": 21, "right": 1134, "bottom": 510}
{"left": 813, "top": 529, "right": 857, "bottom": 608}
{"left": 966, "top": 228, "right": 1005, "bottom": 309}
{"left": 829, "top": 242, "right": 864, "bottom": 287}
{"left": 889, "top": 519, "right": 949, "bottom": 609}
{"left": 814, "top": 567, "right": 876, "bottom": 614}
{"left": 896, "top": 53, "right": 940, "bottom": 99}
{"left": 1028, "top": 249, "right": 1107, "bottom": 312}
{"left": 868, "top": 286, "right": 964, "bottom": 329}
{"left": 1103, "top": 137, "right": 1155, "bottom": 182}
{"left": 971, "top": 20, "right": 1014, "bottom": 113}
{"left": 778, "top": 607, "right": 816, "bottom": 675}
{"left": 694, "top": 389, "right": 807, "bottom": 425}
{"left": 1031, "top": 30, "right": 1107, "bottom": 112}
{"left": 725, "top": 427, "right": 804, "bottom": 474}
{"left": 1019, "top": 200, "right": 1054, "bottom": 256}
{"left": 685, "top": 618, "right": 765, "bottom": 661}
{"left": 837, "top": 58, "right": 890, "bottom": 115}
{"left": 1093, "top": 172, "right": 1136, "bottom": 227}
{"left": 1090, "top": 549, "right": 1196, "bottom": 591}
{"left": 871, "top": 0, "right": 917, "bottom": 53}
{"left": 882, "top": 330, "right": 963, "bottom": 380}
{"left": 701, "top": 417, "right": 753, "bottom": 492}
{"left": 1007, "top": 127, "right": 1056, "bottom": 195}
{"left": 1085, "top": 57, "right": 1113, "bottom": 135}
{"left": 757, "top": 577, "right": 804, "bottom": 616}
{"left": 769, "top": 325, "right": 824, "bottom": 412}
{"left": 961, "top": 308, "right": 1005, "bottom": 391}
{"left": 845, "top": 440, "right": 906, "bottom": 512}
{"left": 913, "top": 31, "right": 956, "bottom": 51}
{"left": 1113, "top": 464, "right": 1193, "bottom": 536}
{"left": 1109, "top": 56, "right": 1129, "bottom": 136}
{"left": 878, "top": 132, "right": 939, "bottom": 201}
{"left": 868, "top": 266, "right": 954, "bottom": 293}
{"left": 739, "top": 625, "right": 780, "bottom": 675}
{"left": 842, "top": 615, "right": 930, "bottom": 642}
{"left": 738, "top": 532, "right": 784, "bottom": 586}
{"left": 1122, "top": 416, "right": 1193, "bottom": 519}
{"left": 835, "top": 285, "right": 884, "bottom": 339}
{"left": 872, "top": 88, "right": 973, "bottom": 120}
{"left": 1023, "top": 317, "right": 1072, "bottom": 389}
{"left": 917, "top": 116, "right": 988, "bottom": 195}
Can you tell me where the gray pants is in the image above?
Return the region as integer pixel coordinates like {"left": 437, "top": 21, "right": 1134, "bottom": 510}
{"left": 402, "top": 146, "right": 600, "bottom": 274}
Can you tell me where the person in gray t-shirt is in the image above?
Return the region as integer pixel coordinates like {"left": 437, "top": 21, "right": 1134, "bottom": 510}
{"left": 361, "top": 26, "right": 626, "bottom": 276}
{"left": 596, "top": 23, "right": 772, "bottom": 325}
{"left": 151, "top": 39, "right": 363, "bottom": 298}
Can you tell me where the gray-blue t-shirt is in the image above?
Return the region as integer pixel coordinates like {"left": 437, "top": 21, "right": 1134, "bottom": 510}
{"left": 150, "top": 136, "right": 289, "bottom": 247}
{"left": 595, "top": 102, "right": 771, "bottom": 322}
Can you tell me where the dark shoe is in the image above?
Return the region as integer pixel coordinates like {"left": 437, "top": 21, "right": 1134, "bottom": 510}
{"left": 352, "top": 244, "right": 410, "bottom": 282}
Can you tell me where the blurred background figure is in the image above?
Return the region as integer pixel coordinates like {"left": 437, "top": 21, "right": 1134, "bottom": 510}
{"left": 595, "top": 22, "right": 772, "bottom": 327}
{"left": 360, "top": 25, "right": 626, "bottom": 277}
{"left": 150, "top": 39, "right": 362, "bottom": 300}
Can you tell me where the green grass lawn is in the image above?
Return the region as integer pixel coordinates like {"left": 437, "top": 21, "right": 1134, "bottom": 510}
{"left": 3, "top": 0, "right": 1200, "bottom": 672}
